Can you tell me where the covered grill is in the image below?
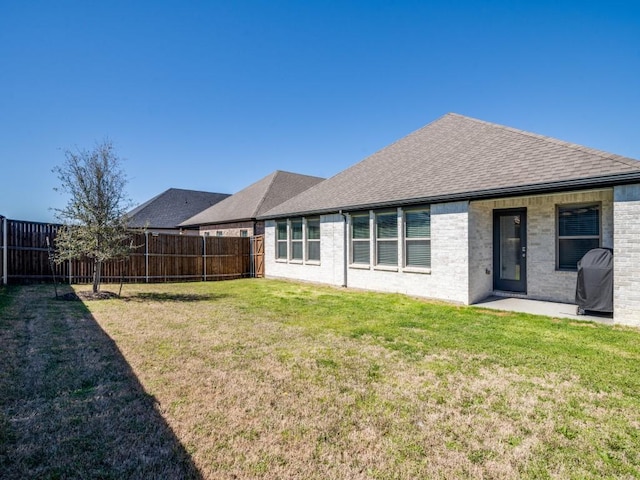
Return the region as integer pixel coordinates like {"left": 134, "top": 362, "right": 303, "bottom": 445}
{"left": 575, "top": 248, "right": 613, "bottom": 315}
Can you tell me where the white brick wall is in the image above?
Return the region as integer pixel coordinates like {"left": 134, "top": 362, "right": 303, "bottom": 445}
{"left": 346, "top": 203, "right": 469, "bottom": 303}
{"left": 265, "top": 203, "right": 471, "bottom": 304}
{"left": 468, "top": 202, "right": 493, "bottom": 303}
{"left": 264, "top": 214, "right": 345, "bottom": 286}
{"left": 614, "top": 184, "right": 640, "bottom": 327}
{"left": 263, "top": 188, "right": 640, "bottom": 326}
{"left": 469, "top": 189, "right": 614, "bottom": 304}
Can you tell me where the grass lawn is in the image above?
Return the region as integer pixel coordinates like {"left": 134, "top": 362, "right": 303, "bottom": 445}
{"left": 1, "top": 279, "right": 639, "bottom": 479}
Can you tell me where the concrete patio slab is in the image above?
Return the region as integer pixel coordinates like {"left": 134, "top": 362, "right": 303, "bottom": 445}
{"left": 473, "top": 296, "right": 614, "bottom": 324}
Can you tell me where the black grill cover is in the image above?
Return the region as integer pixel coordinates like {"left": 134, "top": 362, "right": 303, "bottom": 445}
{"left": 575, "top": 248, "right": 613, "bottom": 313}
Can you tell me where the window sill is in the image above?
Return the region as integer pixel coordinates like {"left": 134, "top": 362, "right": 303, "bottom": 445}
{"left": 349, "top": 263, "right": 371, "bottom": 270}
{"left": 305, "top": 260, "right": 321, "bottom": 266}
{"left": 276, "top": 259, "right": 288, "bottom": 263}
{"left": 402, "top": 267, "right": 431, "bottom": 274}
{"left": 289, "top": 259, "right": 303, "bottom": 265}
{"left": 374, "top": 265, "right": 399, "bottom": 272}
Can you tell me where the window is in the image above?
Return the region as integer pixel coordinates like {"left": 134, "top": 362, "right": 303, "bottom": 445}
{"left": 351, "top": 214, "right": 370, "bottom": 264}
{"left": 557, "top": 204, "right": 600, "bottom": 270}
{"left": 376, "top": 212, "right": 398, "bottom": 266}
{"left": 276, "top": 217, "right": 320, "bottom": 264}
{"left": 240, "top": 230, "right": 248, "bottom": 237}
{"left": 216, "top": 231, "right": 223, "bottom": 237}
{"left": 350, "top": 207, "right": 431, "bottom": 272}
{"left": 276, "top": 221, "right": 288, "bottom": 259}
{"left": 290, "top": 219, "right": 303, "bottom": 260}
{"left": 405, "top": 208, "right": 431, "bottom": 268}
{"left": 306, "top": 218, "right": 320, "bottom": 261}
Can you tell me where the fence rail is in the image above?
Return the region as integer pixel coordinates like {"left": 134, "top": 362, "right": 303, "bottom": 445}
{"left": 0, "top": 217, "right": 264, "bottom": 285}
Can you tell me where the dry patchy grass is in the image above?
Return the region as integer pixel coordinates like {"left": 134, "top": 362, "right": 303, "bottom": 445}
{"left": 0, "top": 285, "right": 200, "bottom": 479}
{"left": 1, "top": 280, "right": 639, "bottom": 479}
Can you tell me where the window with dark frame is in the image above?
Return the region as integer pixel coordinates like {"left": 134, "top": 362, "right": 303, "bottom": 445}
{"left": 557, "top": 204, "right": 600, "bottom": 270}
{"left": 351, "top": 214, "right": 370, "bottom": 264}
{"left": 404, "top": 208, "right": 431, "bottom": 268}
{"left": 376, "top": 211, "right": 398, "bottom": 266}
{"left": 290, "top": 219, "right": 303, "bottom": 260}
{"left": 276, "top": 221, "right": 288, "bottom": 259}
{"left": 306, "top": 218, "right": 320, "bottom": 262}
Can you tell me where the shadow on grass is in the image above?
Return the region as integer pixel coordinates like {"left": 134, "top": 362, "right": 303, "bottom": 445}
{"left": 125, "top": 292, "right": 227, "bottom": 303}
{"left": 0, "top": 285, "right": 203, "bottom": 480}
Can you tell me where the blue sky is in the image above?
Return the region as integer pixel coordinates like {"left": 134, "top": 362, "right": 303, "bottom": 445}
{"left": 1, "top": 0, "right": 639, "bottom": 222}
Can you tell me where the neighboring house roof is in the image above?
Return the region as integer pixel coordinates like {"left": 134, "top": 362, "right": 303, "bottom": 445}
{"left": 180, "top": 170, "right": 325, "bottom": 227}
{"left": 260, "top": 113, "right": 640, "bottom": 218}
{"left": 127, "top": 188, "right": 231, "bottom": 228}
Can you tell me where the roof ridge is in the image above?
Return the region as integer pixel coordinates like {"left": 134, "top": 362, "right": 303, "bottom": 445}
{"left": 363, "top": 113, "right": 455, "bottom": 156}
{"left": 267, "top": 169, "right": 326, "bottom": 182}
{"left": 166, "top": 187, "right": 229, "bottom": 195}
{"left": 448, "top": 113, "right": 640, "bottom": 167}
{"left": 127, "top": 189, "right": 168, "bottom": 217}
{"left": 259, "top": 113, "right": 640, "bottom": 219}
{"left": 252, "top": 171, "right": 280, "bottom": 218}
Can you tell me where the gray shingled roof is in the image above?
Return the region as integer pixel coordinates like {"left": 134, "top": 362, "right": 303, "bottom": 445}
{"left": 128, "top": 188, "right": 230, "bottom": 228}
{"left": 260, "top": 113, "right": 640, "bottom": 218}
{"left": 180, "top": 171, "right": 324, "bottom": 226}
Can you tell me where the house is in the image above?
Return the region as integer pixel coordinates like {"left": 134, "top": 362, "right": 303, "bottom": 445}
{"left": 258, "top": 113, "right": 640, "bottom": 327}
{"left": 180, "top": 170, "right": 324, "bottom": 237}
{"left": 127, "top": 188, "right": 230, "bottom": 235}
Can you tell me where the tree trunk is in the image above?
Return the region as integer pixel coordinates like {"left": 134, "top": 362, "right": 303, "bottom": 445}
{"left": 92, "top": 260, "right": 102, "bottom": 293}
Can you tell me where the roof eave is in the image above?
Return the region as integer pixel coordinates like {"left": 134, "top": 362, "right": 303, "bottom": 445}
{"left": 258, "top": 172, "right": 640, "bottom": 219}
{"left": 180, "top": 217, "right": 256, "bottom": 227}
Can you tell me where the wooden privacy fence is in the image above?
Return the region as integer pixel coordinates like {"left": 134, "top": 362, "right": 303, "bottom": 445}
{"left": 0, "top": 217, "right": 264, "bottom": 285}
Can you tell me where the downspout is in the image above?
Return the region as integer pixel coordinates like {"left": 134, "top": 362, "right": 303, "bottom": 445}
{"left": 339, "top": 210, "right": 347, "bottom": 288}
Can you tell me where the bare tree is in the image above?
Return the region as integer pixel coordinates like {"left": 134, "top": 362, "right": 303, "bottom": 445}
{"left": 53, "top": 140, "right": 134, "bottom": 293}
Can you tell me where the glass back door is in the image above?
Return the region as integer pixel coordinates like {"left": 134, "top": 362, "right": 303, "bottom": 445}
{"left": 493, "top": 209, "right": 527, "bottom": 293}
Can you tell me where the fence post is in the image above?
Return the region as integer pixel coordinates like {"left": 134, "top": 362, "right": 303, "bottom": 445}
{"left": 250, "top": 236, "right": 254, "bottom": 278}
{"left": 202, "top": 235, "right": 206, "bottom": 281}
{"left": 145, "top": 232, "right": 149, "bottom": 283}
{"left": 68, "top": 259, "right": 72, "bottom": 284}
{"left": 2, "top": 216, "right": 7, "bottom": 285}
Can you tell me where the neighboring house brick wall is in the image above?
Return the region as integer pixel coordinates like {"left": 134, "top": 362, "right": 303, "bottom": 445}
{"left": 142, "top": 228, "right": 201, "bottom": 236}
{"left": 200, "top": 221, "right": 263, "bottom": 237}
{"left": 613, "top": 184, "right": 640, "bottom": 327}
{"left": 265, "top": 215, "right": 345, "bottom": 286}
{"left": 469, "top": 189, "right": 614, "bottom": 304}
